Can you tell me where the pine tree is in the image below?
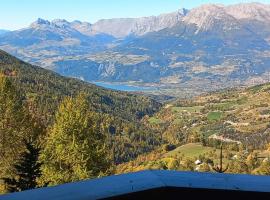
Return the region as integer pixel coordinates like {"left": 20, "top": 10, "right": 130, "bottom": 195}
{"left": 3, "top": 141, "right": 42, "bottom": 192}
{"left": 0, "top": 75, "right": 31, "bottom": 181}
{"left": 39, "top": 93, "right": 111, "bottom": 186}
{"left": 0, "top": 75, "right": 44, "bottom": 194}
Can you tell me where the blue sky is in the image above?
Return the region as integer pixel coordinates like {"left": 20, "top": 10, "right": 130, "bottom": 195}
{"left": 1, "top": 0, "right": 269, "bottom": 30}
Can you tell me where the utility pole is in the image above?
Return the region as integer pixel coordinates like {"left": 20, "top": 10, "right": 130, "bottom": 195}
{"left": 211, "top": 143, "right": 229, "bottom": 173}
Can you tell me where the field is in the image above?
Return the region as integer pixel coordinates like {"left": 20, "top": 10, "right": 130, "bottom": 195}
{"left": 165, "top": 143, "right": 214, "bottom": 158}
{"left": 207, "top": 112, "right": 222, "bottom": 121}
{"left": 148, "top": 117, "right": 163, "bottom": 124}
{"left": 171, "top": 106, "right": 203, "bottom": 113}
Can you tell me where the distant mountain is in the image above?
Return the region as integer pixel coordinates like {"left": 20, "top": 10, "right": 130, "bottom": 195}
{"left": 90, "top": 8, "right": 189, "bottom": 38}
{"left": 0, "top": 18, "right": 115, "bottom": 65}
{"left": 0, "top": 29, "right": 9, "bottom": 35}
{"left": 0, "top": 3, "right": 270, "bottom": 97}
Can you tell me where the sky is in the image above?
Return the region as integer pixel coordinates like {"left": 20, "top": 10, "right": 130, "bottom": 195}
{"left": 0, "top": 0, "right": 269, "bottom": 30}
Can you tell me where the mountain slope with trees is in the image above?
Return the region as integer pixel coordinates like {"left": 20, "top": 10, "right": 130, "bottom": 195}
{"left": 0, "top": 51, "right": 162, "bottom": 193}
{"left": 0, "top": 50, "right": 161, "bottom": 124}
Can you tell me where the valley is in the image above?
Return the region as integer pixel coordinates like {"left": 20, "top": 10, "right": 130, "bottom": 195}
{"left": 1, "top": 37, "right": 270, "bottom": 194}
{"left": 1, "top": 1, "right": 270, "bottom": 195}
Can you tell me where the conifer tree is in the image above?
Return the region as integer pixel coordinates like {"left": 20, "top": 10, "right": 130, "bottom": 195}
{"left": 39, "top": 93, "right": 111, "bottom": 186}
{"left": 3, "top": 141, "right": 42, "bottom": 192}
{"left": 0, "top": 75, "right": 31, "bottom": 180}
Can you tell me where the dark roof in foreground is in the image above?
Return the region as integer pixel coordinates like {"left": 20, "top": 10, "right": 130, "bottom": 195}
{"left": 1, "top": 170, "right": 270, "bottom": 200}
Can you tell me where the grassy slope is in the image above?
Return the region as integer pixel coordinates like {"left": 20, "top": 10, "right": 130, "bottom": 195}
{"left": 165, "top": 143, "right": 214, "bottom": 158}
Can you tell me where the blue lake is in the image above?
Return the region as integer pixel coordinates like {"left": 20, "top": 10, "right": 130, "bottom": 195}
{"left": 92, "top": 82, "right": 154, "bottom": 92}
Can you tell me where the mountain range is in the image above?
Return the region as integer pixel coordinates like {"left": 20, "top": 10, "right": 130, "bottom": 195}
{"left": 0, "top": 3, "right": 270, "bottom": 97}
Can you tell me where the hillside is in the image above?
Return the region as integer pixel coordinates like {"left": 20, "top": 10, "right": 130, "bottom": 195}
{"left": 0, "top": 50, "right": 160, "bottom": 123}
{"left": 0, "top": 3, "right": 270, "bottom": 97}
{"left": 0, "top": 50, "right": 162, "bottom": 163}
{"left": 144, "top": 83, "right": 270, "bottom": 149}
{"left": 117, "top": 83, "right": 270, "bottom": 174}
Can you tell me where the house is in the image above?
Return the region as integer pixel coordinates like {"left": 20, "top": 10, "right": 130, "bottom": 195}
{"left": 195, "top": 159, "right": 202, "bottom": 165}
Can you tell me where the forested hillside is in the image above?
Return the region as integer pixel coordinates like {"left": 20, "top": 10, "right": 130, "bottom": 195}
{"left": 0, "top": 50, "right": 161, "bottom": 124}
{"left": 0, "top": 50, "right": 162, "bottom": 193}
